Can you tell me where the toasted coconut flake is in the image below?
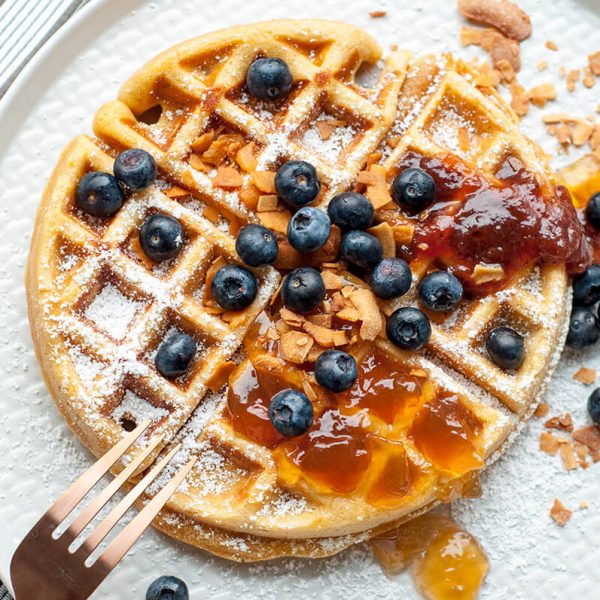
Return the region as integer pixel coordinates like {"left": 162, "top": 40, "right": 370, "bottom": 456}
{"left": 539, "top": 431, "right": 560, "bottom": 455}
{"left": 307, "top": 314, "right": 332, "bottom": 328}
{"left": 393, "top": 224, "right": 416, "bottom": 245}
{"left": 254, "top": 353, "right": 284, "bottom": 374}
{"left": 534, "top": 402, "right": 550, "bottom": 417}
{"left": 321, "top": 270, "right": 344, "bottom": 290}
{"left": 528, "top": 83, "right": 557, "bottom": 108}
{"left": 572, "top": 121, "right": 594, "bottom": 147}
{"left": 588, "top": 51, "right": 600, "bottom": 76}
{"left": 573, "top": 367, "right": 596, "bottom": 385}
{"left": 302, "top": 321, "right": 339, "bottom": 348}
{"left": 191, "top": 130, "right": 216, "bottom": 154}
{"left": 559, "top": 442, "right": 578, "bottom": 470}
{"left": 566, "top": 69, "right": 580, "bottom": 93}
{"left": 510, "top": 82, "right": 529, "bottom": 116}
{"left": 574, "top": 442, "right": 589, "bottom": 469}
{"left": 350, "top": 288, "right": 383, "bottom": 341}
{"left": 165, "top": 185, "right": 189, "bottom": 198}
{"left": 236, "top": 141, "right": 258, "bottom": 172}
{"left": 550, "top": 499, "right": 572, "bottom": 526}
{"left": 335, "top": 306, "right": 360, "bottom": 322}
{"left": 280, "top": 307, "right": 305, "bottom": 327}
{"left": 258, "top": 210, "right": 291, "bottom": 234}
{"left": 257, "top": 194, "right": 280, "bottom": 212}
{"left": 545, "top": 40, "right": 558, "bottom": 51}
{"left": 280, "top": 331, "right": 314, "bottom": 364}
{"left": 214, "top": 166, "right": 243, "bottom": 189}
{"left": 537, "top": 60, "right": 548, "bottom": 71}
{"left": 251, "top": 170, "right": 277, "bottom": 193}
{"left": 333, "top": 330, "right": 349, "bottom": 346}
{"left": 460, "top": 27, "right": 520, "bottom": 72}
{"left": 369, "top": 9, "right": 387, "bottom": 18}
{"left": 545, "top": 413, "right": 574, "bottom": 433}
{"left": 457, "top": 0, "right": 531, "bottom": 41}
{"left": 316, "top": 119, "right": 347, "bottom": 140}
{"left": 572, "top": 425, "right": 600, "bottom": 452}
{"left": 472, "top": 262, "right": 505, "bottom": 284}
{"left": 368, "top": 222, "right": 396, "bottom": 258}
{"left": 189, "top": 153, "right": 212, "bottom": 173}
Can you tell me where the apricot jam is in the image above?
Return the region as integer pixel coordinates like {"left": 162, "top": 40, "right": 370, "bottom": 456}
{"left": 384, "top": 152, "right": 591, "bottom": 292}
{"left": 371, "top": 508, "right": 489, "bottom": 600}
{"left": 275, "top": 408, "right": 372, "bottom": 494}
{"left": 227, "top": 359, "right": 292, "bottom": 448}
{"left": 409, "top": 394, "right": 484, "bottom": 476}
{"left": 339, "top": 349, "right": 433, "bottom": 425}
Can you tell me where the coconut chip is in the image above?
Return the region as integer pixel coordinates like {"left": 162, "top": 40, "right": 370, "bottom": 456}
{"left": 539, "top": 431, "right": 560, "bottom": 455}
{"left": 350, "top": 288, "right": 383, "bottom": 341}
{"left": 550, "top": 499, "right": 572, "bottom": 526}
{"left": 573, "top": 367, "right": 596, "bottom": 385}
{"left": 457, "top": 0, "right": 531, "bottom": 41}
{"left": 280, "top": 331, "right": 314, "bottom": 364}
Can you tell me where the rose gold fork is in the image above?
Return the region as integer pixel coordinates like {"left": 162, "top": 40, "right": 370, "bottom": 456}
{"left": 10, "top": 419, "right": 196, "bottom": 600}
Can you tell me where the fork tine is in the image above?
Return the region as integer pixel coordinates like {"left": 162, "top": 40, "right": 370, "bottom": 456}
{"left": 47, "top": 419, "right": 152, "bottom": 523}
{"left": 95, "top": 457, "right": 197, "bottom": 572}
{"left": 63, "top": 432, "right": 165, "bottom": 541}
{"left": 81, "top": 443, "right": 183, "bottom": 553}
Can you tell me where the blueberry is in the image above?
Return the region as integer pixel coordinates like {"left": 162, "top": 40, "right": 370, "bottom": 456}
{"left": 566, "top": 306, "right": 600, "bottom": 349}
{"left": 236, "top": 224, "right": 278, "bottom": 266}
{"left": 76, "top": 171, "right": 124, "bottom": 217}
{"left": 246, "top": 57, "right": 293, "bottom": 101}
{"left": 340, "top": 230, "right": 383, "bottom": 270}
{"left": 391, "top": 167, "right": 436, "bottom": 212}
{"left": 287, "top": 206, "right": 331, "bottom": 252}
{"left": 572, "top": 264, "right": 600, "bottom": 306}
{"left": 486, "top": 326, "right": 525, "bottom": 370}
{"left": 275, "top": 161, "right": 321, "bottom": 207}
{"left": 211, "top": 264, "right": 258, "bottom": 311}
{"left": 418, "top": 271, "right": 463, "bottom": 312}
{"left": 588, "top": 388, "right": 600, "bottom": 425}
{"left": 386, "top": 307, "right": 431, "bottom": 351}
{"left": 327, "top": 192, "right": 374, "bottom": 231}
{"left": 315, "top": 350, "right": 358, "bottom": 392}
{"left": 585, "top": 192, "right": 600, "bottom": 230}
{"left": 269, "top": 389, "right": 314, "bottom": 436}
{"left": 281, "top": 267, "right": 325, "bottom": 314}
{"left": 139, "top": 214, "right": 183, "bottom": 262}
{"left": 155, "top": 333, "right": 196, "bottom": 379}
{"left": 369, "top": 257, "right": 412, "bottom": 299}
{"left": 146, "top": 575, "right": 189, "bottom": 600}
{"left": 114, "top": 148, "right": 157, "bottom": 191}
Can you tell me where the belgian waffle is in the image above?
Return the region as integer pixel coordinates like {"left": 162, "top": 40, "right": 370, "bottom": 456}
{"left": 26, "top": 20, "right": 570, "bottom": 561}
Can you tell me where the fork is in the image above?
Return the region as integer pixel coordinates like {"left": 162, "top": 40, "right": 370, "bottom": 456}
{"left": 10, "top": 419, "right": 196, "bottom": 600}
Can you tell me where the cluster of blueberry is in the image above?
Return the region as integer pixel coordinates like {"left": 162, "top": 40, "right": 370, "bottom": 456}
{"left": 146, "top": 575, "right": 188, "bottom": 600}
{"left": 568, "top": 261, "right": 600, "bottom": 349}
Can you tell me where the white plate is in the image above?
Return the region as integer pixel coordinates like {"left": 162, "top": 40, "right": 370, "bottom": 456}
{"left": 1, "top": 0, "right": 599, "bottom": 597}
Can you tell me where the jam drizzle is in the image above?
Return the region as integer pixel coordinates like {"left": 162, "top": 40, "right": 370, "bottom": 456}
{"left": 381, "top": 152, "right": 592, "bottom": 292}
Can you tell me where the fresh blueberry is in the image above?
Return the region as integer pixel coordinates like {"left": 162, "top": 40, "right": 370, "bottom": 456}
{"left": 155, "top": 333, "right": 196, "bottom": 379}
{"left": 146, "top": 575, "right": 189, "bottom": 600}
{"left": 386, "top": 307, "right": 431, "bottom": 351}
{"left": 572, "top": 264, "right": 600, "bottom": 306}
{"left": 139, "top": 214, "right": 183, "bottom": 262}
{"left": 587, "top": 388, "right": 600, "bottom": 425}
{"left": 585, "top": 192, "right": 600, "bottom": 230}
{"left": 76, "top": 171, "right": 124, "bottom": 217}
{"left": 287, "top": 206, "right": 331, "bottom": 252}
{"left": 211, "top": 264, "right": 258, "bottom": 311}
{"left": 340, "top": 230, "right": 383, "bottom": 270}
{"left": 246, "top": 57, "right": 293, "bottom": 101}
{"left": 369, "top": 258, "right": 412, "bottom": 300}
{"left": 566, "top": 306, "right": 600, "bottom": 348}
{"left": 418, "top": 271, "right": 463, "bottom": 312}
{"left": 114, "top": 148, "right": 157, "bottom": 191}
{"left": 275, "top": 161, "right": 321, "bottom": 207}
{"left": 281, "top": 267, "right": 325, "bottom": 314}
{"left": 269, "top": 389, "right": 314, "bottom": 436}
{"left": 327, "top": 192, "right": 374, "bottom": 231}
{"left": 236, "top": 224, "right": 278, "bottom": 266}
{"left": 486, "top": 326, "right": 525, "bottom": 370}
{"left": 315, "top": 350, "right": 358, "bottom": 392}
{"left": 391, "top": 167, "right": 436, "bottom": 212}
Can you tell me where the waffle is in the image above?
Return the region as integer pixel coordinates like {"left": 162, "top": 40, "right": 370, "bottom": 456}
{"left": 26, "top": 20, "right": 571, "bottom": 562}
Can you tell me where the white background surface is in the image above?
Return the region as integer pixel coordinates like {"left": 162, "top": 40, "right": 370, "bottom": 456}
{"left": 0, "top": 0, "right": 599, "bottom": 597}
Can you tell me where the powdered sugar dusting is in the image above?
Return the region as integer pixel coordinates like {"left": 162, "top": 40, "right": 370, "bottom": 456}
{"left": 84, "top": 284, "right": 144, "bottom": 340}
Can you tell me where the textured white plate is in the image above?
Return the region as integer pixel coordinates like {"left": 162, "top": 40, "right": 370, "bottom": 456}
{"left": 1, "top": 0, "right": 599, "bottom": 598}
